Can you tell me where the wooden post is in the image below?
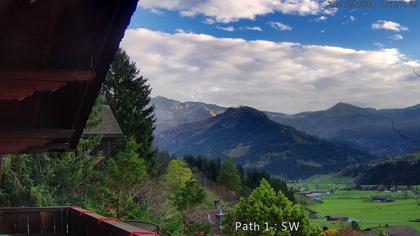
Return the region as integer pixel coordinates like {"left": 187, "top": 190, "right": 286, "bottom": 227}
{"left": 0, "top": 154, "right": 3, "bottom": 184}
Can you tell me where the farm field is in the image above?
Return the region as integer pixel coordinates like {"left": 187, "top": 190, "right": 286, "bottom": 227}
{"left": 309, "top": 192, "right": 420, "bottom": 231}
{"left": 290, "top": 174, "right": 353, "bottom": 190}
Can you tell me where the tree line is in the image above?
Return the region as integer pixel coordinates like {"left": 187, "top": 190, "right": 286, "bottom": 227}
{"left": 183, "top": 155, "right": 295, "bottom": 201}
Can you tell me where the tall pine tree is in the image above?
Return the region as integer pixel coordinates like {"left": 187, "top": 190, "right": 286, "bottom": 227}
{"left": 217, "top": 159, "right": 242, "bottom": 193}
{"left": 102, "top": 49, "right": 156, "bottom": 171}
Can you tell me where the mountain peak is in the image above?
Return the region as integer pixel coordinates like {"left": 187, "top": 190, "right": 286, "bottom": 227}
{"left": 326, "top": 102, "right": 369, "bottom": 113}
{"left": 222, "top": 106, "right": 269, "bottom": 119}
{"left": 330, "top": 102, "right": 359, "bottom": 109}
{"left": 153, "top": 95, "right": 175, "bottom": 102}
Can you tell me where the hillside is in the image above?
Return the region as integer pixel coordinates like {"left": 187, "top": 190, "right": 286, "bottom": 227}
{"left": 155, "top": 106, "right": 372, "bottom": 179}
{"left": 350, "top": 150, "right": 420, "bottom": 186}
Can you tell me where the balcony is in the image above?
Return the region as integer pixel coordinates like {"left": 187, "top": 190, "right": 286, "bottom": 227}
{"left": 0, "top": 206, "right": 159, "bottom": 236}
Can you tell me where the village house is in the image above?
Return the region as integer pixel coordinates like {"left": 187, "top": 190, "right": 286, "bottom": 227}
{"left": 325, "top": 215, "right": 349, "bottom": 222}
{"left": 298, "top": 190, "right": 330, "bottom": 202}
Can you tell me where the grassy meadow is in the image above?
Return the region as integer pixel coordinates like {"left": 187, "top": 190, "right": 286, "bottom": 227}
{"left": 290, "top": 174, "right": 353, "bottom": 191}
{"left": 292, "top": 175, "right": 420, "bottom": 231}
{"left": 310, "top": 195, "right": 420, "bottom": 231}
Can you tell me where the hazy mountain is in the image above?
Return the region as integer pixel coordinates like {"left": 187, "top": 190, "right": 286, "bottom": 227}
{"left": 154, "top": 106, "right": 372, "bottom": 179}
{"left": 151, "top": 96, "right": 226, "bottom": 134}
{"left": 266, "top": 103, "right": 420, "bottom": 156}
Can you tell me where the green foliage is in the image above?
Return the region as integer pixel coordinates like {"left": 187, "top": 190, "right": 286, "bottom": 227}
{"left": 161, "top": 216, "right": 183, "bottom": 236}
{"left": 184, "top": 155, "right": 220, "bottom": 182}
{"left": 171, "top": 178, "right": 206, "bottom": 213}
{"left": 165, "top": 160, "right": 194, "bottom": 191}
{"left": 223, "top": 179, "right": 322, "bottom": 236}
{"left": 377, "top": 225, "right": 388, "bottom": 236}
{"left": 168, "top": 178, "right": 208, "bottom": 236}
{"left": 0, "top": 138, "right": 152, "bottom": 221}
{"left": 185, "top": 155, "right": 295, "bottom": 201}
{"left": 155, "top": 151, "right": 174, "bottom": 177}
{"left": 244, "top": 169, "right": 295, "bottom": 201}
{"left": 85, "top": 94, "right": 105, "bottom": 129}
{"left": 217, "top": 159, "right": 242, "bottom": 193}
{"left": 356, "top": 158, "right": 420, "bottom": 186}
{"left": 0, "top": 154, "right": 54, "bottom": 206}
{"left": 103, "top": 48, "right": 156, "bottom": 172}
{"left": 106, "top": 137, "right": 147, "bottom": 215}
{"left": 107, "top": 138, "right": 147, "bottom": 192}
{"left": 0, "top": 138, "right": 101, "bottom": 207}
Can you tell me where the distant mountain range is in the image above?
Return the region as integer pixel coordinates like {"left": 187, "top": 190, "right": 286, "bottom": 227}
{"left": 267, "top": 103, "right": 420, "bottom": 156}
{"left": 154, "top": 106, "right": 372, "bottom": 179}
{"left": 152, "top": 96, "right": 420, "bottom": 156}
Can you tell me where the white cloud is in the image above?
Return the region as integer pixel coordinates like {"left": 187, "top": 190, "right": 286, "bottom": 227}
{"left": 175, "top": 28, "right": 186, "bottom": 34}
{"left": 350, "top": 15, "right": 356, "bottom": 22}
{"left": 315, "top": 16, "right": 328, "bottom": 22}
{"left": 372, "top": 20, "right": 408, "bottom": 32}
{"left": 389, "top": 34, "right": 403, "bottom": 41}
{"left": 149, "top": 9, "right": 164, "bottom": 16}
{"left": 139, "top": 0, "right": 337, "bottom": 23}
{"left": 268, "top": 21, "right": 292, "bottom": 31}
{"left": 216, "top": 26, "right": 235, "bottom": 32}
{"left": 240, "top": 26, "right": 263, "bottom": 32}
{"left": 121, "top": 28, "right": 420, "bottom": 113}
{"left": 203, "top": 18, "right": 216, "bottom": 25}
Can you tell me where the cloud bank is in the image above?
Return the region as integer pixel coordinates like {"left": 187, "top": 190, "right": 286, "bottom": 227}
{"left": 121, "top": 28, "right": 420, "bottom": 113}
{"left": 139, "top": 0, "right": 336, "bottom": 23}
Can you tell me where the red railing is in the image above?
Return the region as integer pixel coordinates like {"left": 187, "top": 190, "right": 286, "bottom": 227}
{"left": 0, "top": 206, "right": 159, "bottom": 236}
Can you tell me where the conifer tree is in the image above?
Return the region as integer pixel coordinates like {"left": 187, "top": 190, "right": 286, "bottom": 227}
{"left": 103, "top": 49, "right": 156, "bottom": 171}
{"left": 217, "top": 159, "right": 242, "bottom": 193}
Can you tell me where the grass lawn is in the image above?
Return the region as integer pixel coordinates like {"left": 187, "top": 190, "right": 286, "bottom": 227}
{"left": 327, "top": 190, "right": 417, "bottom": 199}
{"left": 309, "top": 197, "right": 420, "bottom": 231}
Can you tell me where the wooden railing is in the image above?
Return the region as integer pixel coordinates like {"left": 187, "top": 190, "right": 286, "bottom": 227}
{"left": 0, "top": 206, "right": 159, "bottom": 236}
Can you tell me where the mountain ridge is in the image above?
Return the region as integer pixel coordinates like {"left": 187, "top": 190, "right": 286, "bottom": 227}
{"left": 155, "top": 106, "right": 373, "bottom": 179}
{"left": 152, "top": 96, "right": 420, "bottom": 156}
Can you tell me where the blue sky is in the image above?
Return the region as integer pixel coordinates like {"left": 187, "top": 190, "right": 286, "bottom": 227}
{"left": 121, "top": 1, "right": 420, "bottom": 113}
{"left": 129, "top": 2, "right": 419, "bottom": 58}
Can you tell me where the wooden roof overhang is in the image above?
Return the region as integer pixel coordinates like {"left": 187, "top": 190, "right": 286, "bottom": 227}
{"left": 0, "top": 0, "right": 139, "bottom": 154}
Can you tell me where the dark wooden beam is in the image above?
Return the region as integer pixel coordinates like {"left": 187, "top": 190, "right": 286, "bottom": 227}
{"left": 42, "top": 0, "right": 61, "bottom": 66}
{"left": 0, "top": 70, "right": 95, "bottom": 82}
{"left": 0, "top": 129, "right": 74, "bottom": 139}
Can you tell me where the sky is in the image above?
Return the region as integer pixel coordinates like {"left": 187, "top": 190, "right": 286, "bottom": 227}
{"left": 120, "top": 0, "right": 420, "bottom": 114}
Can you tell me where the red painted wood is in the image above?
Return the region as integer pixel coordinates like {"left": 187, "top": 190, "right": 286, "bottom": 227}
{"left": 0, "top": 138, "right": 50, "bottom": 153}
